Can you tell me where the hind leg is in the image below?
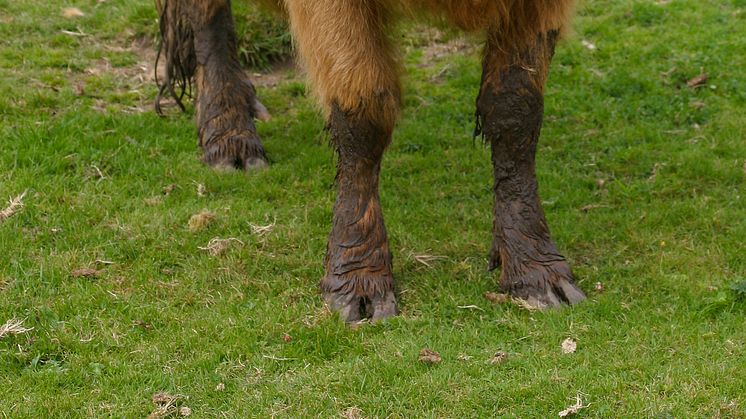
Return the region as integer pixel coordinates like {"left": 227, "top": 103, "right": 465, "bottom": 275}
{"left": 157, "top": 0, "right": 269, "bottom": 170}
{"left": 285, "top": 0, "right": 399, "bottom": 322}
{"left": 477, "top": 31, "right": 586, "bottom": 308}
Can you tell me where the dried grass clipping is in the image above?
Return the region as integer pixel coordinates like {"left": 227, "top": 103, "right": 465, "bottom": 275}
{"left": 198, "top": 238, "right": 244, "bottom": 256}
{"left": 0, "top": 318, "right": 33, "bottom": 339}
{"left": 558, "top": 395, "right": 589, "bottom": 417}
{"left": 249, "top": 220, "right": 275, "bottom": 236}
{"left": 0, "top": 191, "right": 26, "bottom": 223}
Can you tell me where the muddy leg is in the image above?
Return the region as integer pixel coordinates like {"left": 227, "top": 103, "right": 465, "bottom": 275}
{"left": 284, "top": 1, "right": 399, "bottom": 322}
{"left": 156, "top": 0, "right": 268, "bottom": 170}
{"left": 321, "top": 103, "right": 397, "bottom": 322}
{"left": 477, "top": 31, "right": 585, "bottom": 307}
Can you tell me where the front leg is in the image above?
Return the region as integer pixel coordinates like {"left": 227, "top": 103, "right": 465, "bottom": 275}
{"left": 477, "top": 31, "right": 585, "bottom": 308}
{"left": 284, "top": 1, "right": 401, "bottom": 322}
{"left": 321, "top": 104, "right": 397, "bottom": 322}
{"left": 156, "top": 0, "right": 268, "bottom": 170}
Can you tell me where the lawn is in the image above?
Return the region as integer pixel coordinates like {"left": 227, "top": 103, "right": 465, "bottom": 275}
{"left": 1, "top": 0, "right": 745, "bottom": 417}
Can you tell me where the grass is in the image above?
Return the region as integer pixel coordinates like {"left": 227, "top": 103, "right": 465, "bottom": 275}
{"left": 1, "top": 0, "right": 746, "bottom": 417}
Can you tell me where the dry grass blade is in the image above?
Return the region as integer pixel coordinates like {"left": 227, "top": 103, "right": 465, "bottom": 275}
{"left": 0, "top": 318, "right": 33, "bottom": 339}
{"left": 0, "top": 191, "right": 27, "bottom": 223}
{"left": 413, "top": 253, "right": 447, "bottom": 268}
{"left": 249, "top": 220, "right": 276, "bottom": 236}
{"left": 198, "top": 238, "right": 244, "bottom": 256}
{"left": 558, "top": 395, "right": 589, "bottom": 417}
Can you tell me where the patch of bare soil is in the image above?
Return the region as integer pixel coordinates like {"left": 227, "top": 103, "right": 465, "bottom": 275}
{"left": 251, "top": 59, "right": 299, "bottom": 88}
{"left": 411, "top": 27, "right": 477, "bottom": 68}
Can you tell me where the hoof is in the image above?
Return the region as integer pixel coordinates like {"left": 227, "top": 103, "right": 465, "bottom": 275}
{"left": 500, "top": 261, "right": 586, "bottom": 309}
{"left": 201, "top": 131, "right": 268, "bottom": 172}
{"left": 324, "top": 290, "right": 398, "bottom": 324}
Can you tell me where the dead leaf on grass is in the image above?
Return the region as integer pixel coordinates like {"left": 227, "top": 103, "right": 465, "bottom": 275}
{"left": 687, "top": 72, "right": 708, "bottom": 89}
{"left": 558, "top": 395, "right": 589, "bottom": 417}
{"left": 341, "top": 407, "right": 363, "bottom": 419}
{"left": 419, "top": 348, "right": 442, "bottom": 364}
{"left": 484, "top": 292, "right": 509, "bottom": 304}
{"left": 71, "top": 268, "right": 102, "bottom": 278}
{"left": 148, "top": 392, "right": 190, "bottom": 419}
{"left": 0, "top": 318, "right": 33, "bottom": 339}
{"left": 62, "top": 7, "right": 85, "bottom": 18}
{"left": 489, "top": 351, "right": 509, "bottom": 364}
{"left": 188, "top": 210, "right": 216, "bottom": 232}
{"left": 561, "top": 338, "right": 577, "bottom": 354}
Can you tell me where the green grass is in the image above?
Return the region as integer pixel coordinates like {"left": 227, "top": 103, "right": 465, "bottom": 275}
{"left": 2, "top": 0, "right": 746, "bottom": 417}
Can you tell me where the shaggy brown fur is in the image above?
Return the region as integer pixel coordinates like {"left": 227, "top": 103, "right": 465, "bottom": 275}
{"left": 155, "top": 0, "right": 585, "bottom": 321}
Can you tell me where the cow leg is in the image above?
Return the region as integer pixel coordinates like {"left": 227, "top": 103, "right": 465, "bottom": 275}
{"left": 156, "top": 0, "right": 268, "bottom": 171}
{"left": 477, "top": 31, "right": 586, "bottom": 308}
{"left": 285, "top": 1, "right": 399, "bottom": 322}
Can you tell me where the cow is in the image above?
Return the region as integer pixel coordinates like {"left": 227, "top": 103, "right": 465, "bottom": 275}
{"left": 155, "top": 0, "right": 586, "bottom": 322}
